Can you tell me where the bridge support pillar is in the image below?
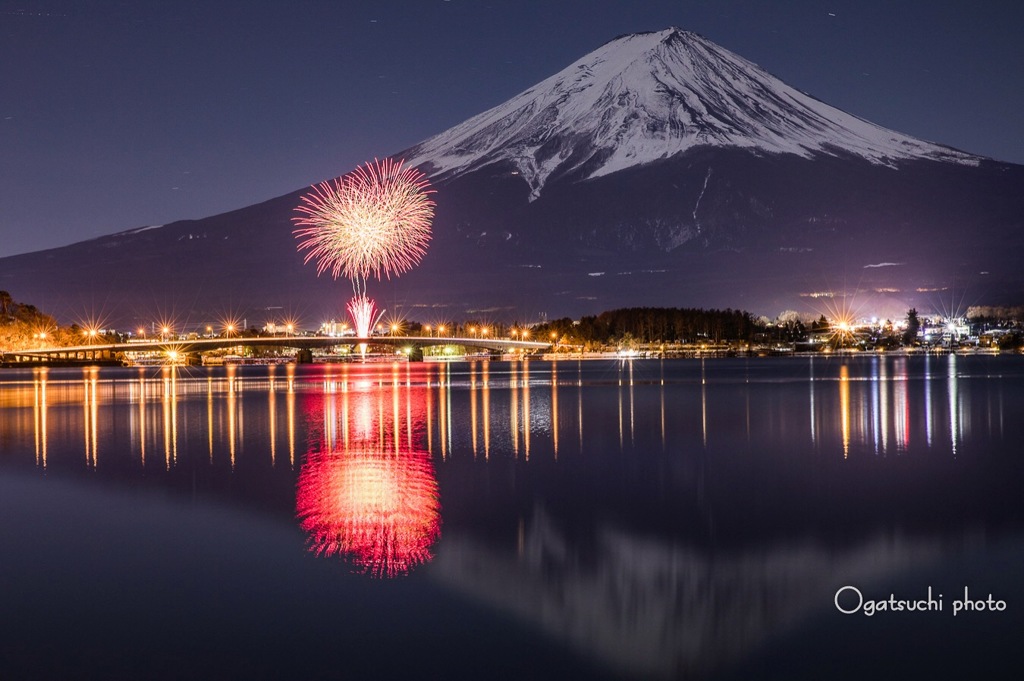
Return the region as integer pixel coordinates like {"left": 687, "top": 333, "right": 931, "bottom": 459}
{"left": 296, "top": 349, "right": 313, "bottom": 364}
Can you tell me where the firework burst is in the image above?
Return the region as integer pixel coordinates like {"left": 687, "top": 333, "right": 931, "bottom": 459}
{"left": 293, "top": 158, "right": 435, "bottom": 286}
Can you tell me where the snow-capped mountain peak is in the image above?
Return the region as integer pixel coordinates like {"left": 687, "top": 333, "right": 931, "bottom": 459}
{"left": 404, "top": 27, "right": 979, "bottom": 199}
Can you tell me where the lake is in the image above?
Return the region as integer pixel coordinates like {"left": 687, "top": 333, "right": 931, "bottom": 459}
{"left": 1, "top": 355, "right": 1023, "bottom": 680}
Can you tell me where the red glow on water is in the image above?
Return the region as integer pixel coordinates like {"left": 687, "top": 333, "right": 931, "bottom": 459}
{"left": 296, "top": 446, "right": 440, "bottom": 578}
{"left": 296, "top": 364, "right": 440, "bottom": 577}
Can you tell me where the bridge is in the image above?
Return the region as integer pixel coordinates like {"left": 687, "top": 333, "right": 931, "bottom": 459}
{"left": 1, "top": 335, "right": 553, "bottom": 367}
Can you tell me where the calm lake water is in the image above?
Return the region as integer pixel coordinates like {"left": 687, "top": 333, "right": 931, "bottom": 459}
{"left": 1, "top": 355, "right": 1023, "bottom": 680}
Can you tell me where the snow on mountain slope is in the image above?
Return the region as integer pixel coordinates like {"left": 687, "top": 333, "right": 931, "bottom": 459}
{"left": 405, "top": 28, "right": 980, "bottom": 199}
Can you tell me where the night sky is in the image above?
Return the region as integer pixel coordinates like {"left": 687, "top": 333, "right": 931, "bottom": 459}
{"left": 3, "top": 0, "right": 1022, "bottom": 257}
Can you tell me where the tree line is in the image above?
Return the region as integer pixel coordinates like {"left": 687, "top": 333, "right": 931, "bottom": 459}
{"left": 534, "top": 307, "right": 759, "bottom": 347}
{"left": 0, "top": 290, "right": 77, "bottom": 351}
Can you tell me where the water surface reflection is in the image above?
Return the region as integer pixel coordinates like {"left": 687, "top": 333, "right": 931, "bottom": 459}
{"left": 296, "top": 373, "right": 440, "bottom": 577}
{"left": 0, "top": 355, "right": 1022, "bottom": 679}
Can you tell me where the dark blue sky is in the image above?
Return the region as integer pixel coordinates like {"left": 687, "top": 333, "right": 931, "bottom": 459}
{"left": 3, "top": 0, "right": 1022, "bottom": 256}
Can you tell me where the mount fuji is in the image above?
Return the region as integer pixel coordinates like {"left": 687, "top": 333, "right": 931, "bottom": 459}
{"left": 3, "top": 28, "right": 1022, "bottom": 327}
{"left": 406, "top": 28, "right": 979, "bottom": 196}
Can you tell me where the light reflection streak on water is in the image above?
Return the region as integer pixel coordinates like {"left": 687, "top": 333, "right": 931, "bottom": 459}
{"left": 894, "top": 358, "right": 909, "bottom": 451}
{"left": 425, "top": 368, "right": 433, "bottom": 455}
{"left": 287, "top": 367, "right": 296, "bottom": 468}
{"left": 881, "top": 359, "right": 889, "bottom": 453}
{"left": 446, "top": 363, "right": 454, "bottom": 459}
{"left": 949, "top": 354, "right": 959, "bottom": 457}
{"left": 522, "top": 360, "right": 531, "bottom": 460}
{"left": 82, "top": 369, "right": 97, "bottom": 467}
{"left": 551, "top": 363, "right": 559, "bottom": 459}
{"left": 809, "top": 357, "right": 816, "bottom": 446}
{"left": 33, "top": 368, "right": 48, "bottom": 469}
{"left": 870, "top": 357, "right": 881, "bottom": 454}
{"left": 226, "top": 367, "right": 236, "bottom": 468}
{"left": 438, "top": 363, "right": 450, "bottom": 459}
{"left": 617, "top": 363, "right": 624, "bottom": 452}
{"left": 482, "top": 361, "right": 491, "bottom": 458}
{"left": 622, "top": 356, "right": 630, "bottom": 446}
{"left": 405, "top": 364, "right": 414, "bottom": 453}
{"left": 268, "top": 366, "right": 278, "bottom": 465}
{"left": 925, "top": 353, "right": 933, "bottom": 447}
{"left": 206, "top": 376, "right": 214, "bottom": 461}
{"left": 470, "top": 362, "right": 479, "bottom": 456}
{"left": 744, "top": 359, "right": 751, "bottom": 443}
{"left": 577, "top": 362, "right": 583, "bottom": 454}
{"left": 392, "top": 365, "right": 401, "bottom": 456}
{"left": 700, "top": 358, "right": 708, "bottom": 449}
{"left": 659, "top": 360, "right": 666, "bottom": 451}
{"left": 510, "top": 361, "right": 520, "bottom": 456}
{"left": 839, "top": 364, "right": 850, "bottom": 459}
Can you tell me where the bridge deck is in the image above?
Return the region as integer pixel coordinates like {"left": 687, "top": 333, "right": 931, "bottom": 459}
{"left": 2, "top": 335, "right": 551, "bottom": 365}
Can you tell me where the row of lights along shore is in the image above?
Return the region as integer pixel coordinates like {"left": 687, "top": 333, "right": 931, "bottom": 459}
{"left": 61, "top": 321, "right": 544, "bottom": 342}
